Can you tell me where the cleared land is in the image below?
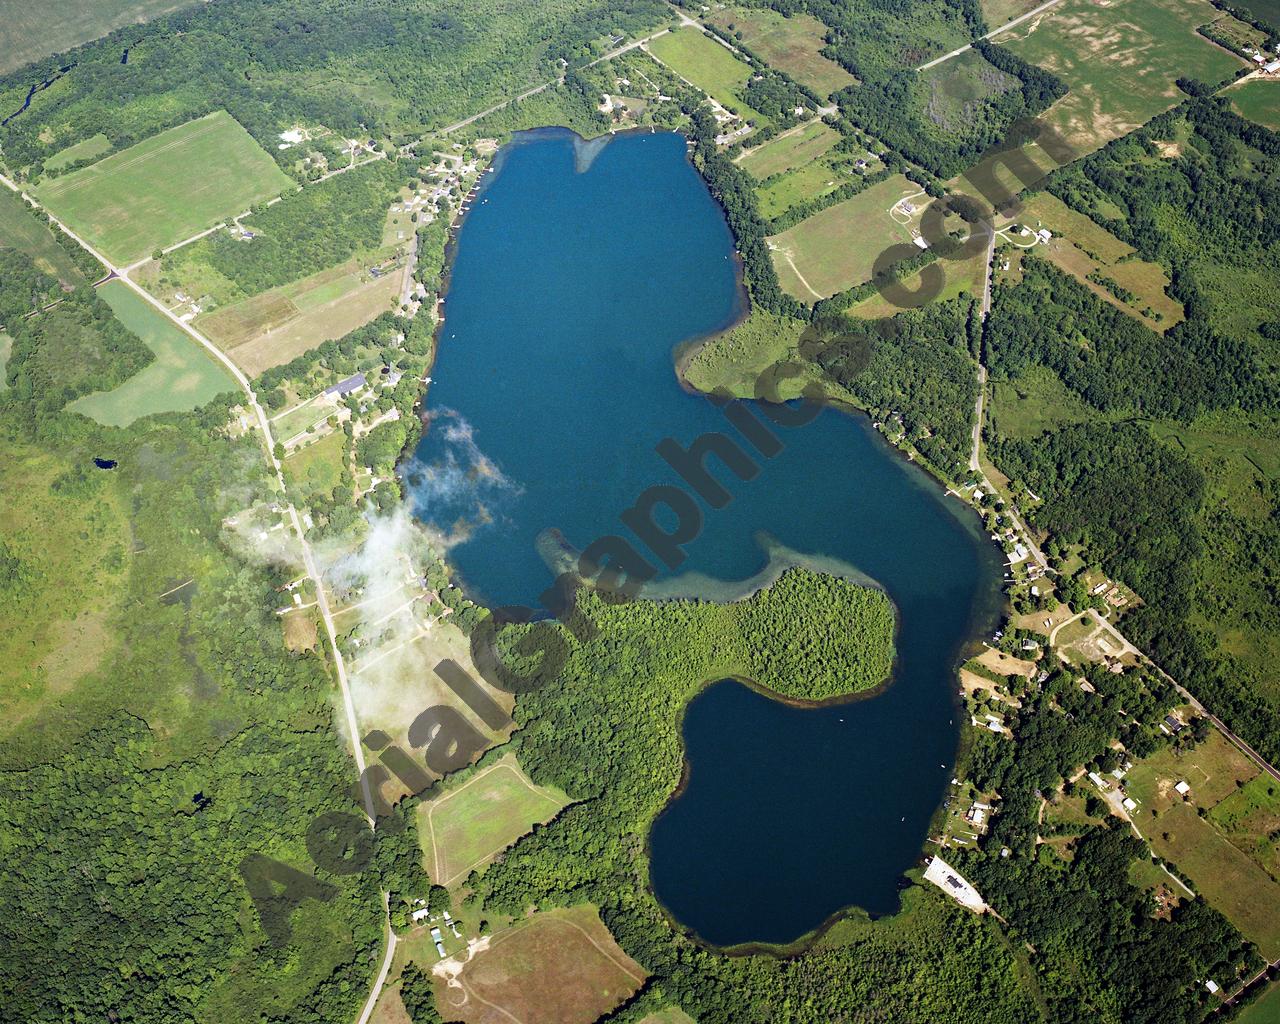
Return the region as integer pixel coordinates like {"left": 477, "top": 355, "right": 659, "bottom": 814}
{"left": 640, "top": 1010, "right": 698, "bottom": 1024}
{"left": 0, "top": 0, "right": 195, "bottom": 76}
{"left": 739, "top": 120, "right": 839, "bottom": 179}
{"left": 0, "top": 333, "right": 10, "bottom": 387}
{"left": 647, "top": 28, "right": 766, "bottom": 124}
{"left": 65, "top": 281, "right": 235, "bottom": 425}
{"left": 1227, "top": 78, "right": 1280, "bottom": 131}
{"left": 994, "top": 0, "right": 1245, "bottom": 155}
{"left": 768, "top": 173, "right": 918, "bottom": 299}
{"left": 1013, "top": 193, "right": 1183, "bottom": 330}
{"left": 436, "top": 905, "right": 645, "bottom": 1024}
{"left": 1125, "top": 732, "right": 1280, "bottom": 958}
{"left": 0, "top": 188, "right": 88, "bottom": 287}
{"left": 1240, "top": 981, "right": 1280, "bottom": 1024}
{"left": 36, "top": 111, "right": 293, "bottom": 265}
{"left": 44, "top": 134, "right": 112, "bottom": 173}
{"left": 418, "top": 756, "right": 569, "bottom": 887}
{"left": 704, "top": 5, "right": 856, "bottom": 96}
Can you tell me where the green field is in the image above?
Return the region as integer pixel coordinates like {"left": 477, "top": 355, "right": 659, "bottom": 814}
{"left": 36, "top": 111, "right": 293, "bottom": 266}
{"left": 0, "top": 188, "right": 88, "bottom": 286}
{"left": 989, "top": 365, "right": 1108, "bottom": 440}
{"left": 704, "top": 5, "right": 856, "bottom": 96}
{"left": 739, "top": 121, "right": 839, "bottom": 180}
{"left": 0, "top": 333, "right": 11, "bottom": 388}
{"left": 0, "top": 0, "right": 196, "bottom": 75}
{"left": 66, "top": 282, "right": 236, "bottom": 425}
{"left": 283, "top": 429, "right": 347, "bottom": 504}
{"left": 1227, "top": 79, "right": 1280, "bottom": 131}
{"left": 995, "top": 0, "right": 1245, "bottom": 155}
{"left": 44, "top": 133, "right": 112, "bottom": 173}
{"left": 647, "top": 28, "right": 766, "bottom": 124}
{"left": 768, "top": 173, "right": 917, "bottom": 299}
{"left": 756, "top": 159, "right": 850, "bottom": 220}
{"left": 1241, "top": 981, "right": 1280, "bottom": 1024}
{"left": 418, "top": 755, "right": 569, "bottom": 888}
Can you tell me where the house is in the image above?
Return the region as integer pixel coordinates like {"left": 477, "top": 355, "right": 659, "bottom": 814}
{"left": 1206, "top": 980, "right": 1220, "bottom": 995}
{"left": 324, "top": 373, "right": 366, "bottom": 399}
{"left": 1036, "top": 228, "right": 1052, "bottom": 244}
{"left": 1162, "top": 714, "right": 1185, "bottom": 735}
{"left": 1122, "top": 796, "right": 1137, "bottom": 811}
{"left": 1265, "top": 58, "right": 1280, "bottom": 74}
{"left": 1088, "top": 771, "right": 1108, "bottom": 789}
{"left": 411, "top": 906, "right": 431, "bottom": 923}
{"left": 1175, "top": 780, "right": 1191, "bottom": 796}
{"left": 913, "top": 235, "right": 930, "bottom": 250}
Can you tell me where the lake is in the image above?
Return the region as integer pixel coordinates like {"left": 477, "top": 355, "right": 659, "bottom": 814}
{"left": 409, "top": 128, "right": 1003, "bottom": 947}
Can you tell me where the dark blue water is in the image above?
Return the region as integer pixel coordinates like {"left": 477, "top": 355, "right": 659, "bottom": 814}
{"left": 409, "top": 129, "right": 1002, "bottom": 947}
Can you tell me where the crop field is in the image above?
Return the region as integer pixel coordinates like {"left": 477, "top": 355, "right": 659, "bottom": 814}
{"left": 0, "top": 0, "right": 195, "bottom": 76}
{"left": 1013, "top": 193, "right": 1183, "bottom": 331}
{"left": 0, "top": 188, "right": 87, "bottom": 287}
{"left": 437, "top": 905, "right": 645, "bottom": 1024}
{"left": 66, "top": 283, "right": 235, "bottom": 425}
{"left": 768, "top": 173, "right": 918, "bottom": 299}
{"left": 704, "top": 5, "right": 856, "bottom": 96}
{"left": 1227, "top": 79, "right": 1280, "bottom": 131}
{"left": 36, "top": 111, "right": 293, "bottom": 265}
{"left": 738, "top": 121, "right": 839, "bottom": 180}
{"left": 1240, "top": 980, "right": 1280, "bottom": 1024}
{"left": 647, "top": 28, "right": 766, "bottom": 124}
{"left": 222, "top": 269, "right": 401, "bottom": 376}
{"left": 994, "top": 0, "right": 1245, "bottom": 156}
{"left": 418, "top": 756, "right": 569, "bottom": 888}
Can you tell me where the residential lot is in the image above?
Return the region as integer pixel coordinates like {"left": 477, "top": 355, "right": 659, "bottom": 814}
{"left": 648, "top": 28, "right": 767, "bottom": 125}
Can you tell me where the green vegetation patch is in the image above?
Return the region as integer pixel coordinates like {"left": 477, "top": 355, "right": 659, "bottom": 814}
{"left": 739, "top": 120, "right": 839, "bottom": 179}
{"left": 648, "top": 28, "right": 767, "bottom": 125}
{"left": 0, "top": 187, "right": 89, "bottom": 287}
{"left": 768, "top": 173, "right": 917, "bottom": 299}
{"left": 66, "top": 282, "right": 235, "bottom": 426}
{"left": 43, "top": 133, "right": 112, "bottom": 173}
{"left": 36, "top": 111, "right": 294, "bottom": 265}
{"left": 704, "top": 5, "right": 856, "bottom": 96}
{"left": 418, "top": 755, "right": 569, "bottom": 887}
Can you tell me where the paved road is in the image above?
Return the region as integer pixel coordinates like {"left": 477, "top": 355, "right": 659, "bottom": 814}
{"left": 917, "top": 0, "right": 1064, "bottom": 71}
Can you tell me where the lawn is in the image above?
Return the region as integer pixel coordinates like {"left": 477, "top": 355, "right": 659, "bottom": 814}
{"left": 0, "top": 0, "right": 196, "bottom": 76}
{"left": 704, "top": 5, "right": 856, "bottom": 96}
{"left": 436, "top": 905, "right": 645, "bottom": 1024}
{"left": 0, "top": 187, "right": 88, "bottom": 287}
{"left": 768, "top": 173, "right": 918, "bottom": 299}
{"left": 44, "top": 133, "right": 112, "bottom": 173}
{"left": 36, "top": 111, "right": 293, "bottom": 265}
{"left": 738, "top": 120, "right": 839, "bottom": 180}
{"left": 418, "top": 755, "right": 569, "bottom": 888}
{"left": 647, "top": 28, "right": 766, "bottom": 124}
{"left": 994, "top": 0, "right": 1246, "bottom": 156}
{"left": 1227, "top": 79, "right": 1280, "bottom": 132}
{"left": 66, "top": 282, "right": 236, "bottom": 425}
{"left": 283, "top": 429, "right": 347, "bottom": 503}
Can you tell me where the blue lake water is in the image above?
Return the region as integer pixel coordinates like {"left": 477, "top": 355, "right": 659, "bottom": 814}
{"left": 409, "top": 128, "right": 1003, "bottom": 947}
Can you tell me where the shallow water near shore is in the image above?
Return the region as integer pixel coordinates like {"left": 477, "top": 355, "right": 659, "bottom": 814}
{"left": 409, "top": 127, "right": 1003, "bottom": 947}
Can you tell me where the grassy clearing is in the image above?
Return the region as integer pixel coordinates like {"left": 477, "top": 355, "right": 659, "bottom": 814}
{"left": 1226, "top": 78, "right": 1280, "bottom": 132}
{"left": 438, "top": 905, "right": 644, "bottom": 1024}
{"left": 37, "top": 111, "right": 293, "bottom": 265}
{"left": 0, "top": 188, "right": 87, "bottom": 287}
{"left": 683, "top": 309, "right": 807, "bottom": 398}
{"left": 768, "top": 173, "right": 918, "bottom": 299}
{"left": 988, "top": 365, "right": 1108, "bottom": 439}
{"left": 0, "top": 0, "right": 195, "bottom": 76}
{"left": 640, "top": 1010, "right": 698, "bottom": 1024}
{"left": 418, "top": 755, "right": 569, "bottom": 888}
{"left": 65, "top": 282, "right": 235, "bottom": 425}
{"left": 1014, "top": 193, "right": 1183, "bottom": 331}
{"left": 739, "top": 120, "right": 838, "bottom": 179}
{"left": 995, "top": 0, "right": 1245, "bottom": 155}
{"left": 0, "top": 332, "right": 10, "bottom": 388}
{"left": 648, "top": 28, "right": 766, "bottom": 124}
{"left": 43, "top": 133, "right": 112, "bottom": 173}
{"left": 1210, "top": 774, "right": 1280, "bottom": 879}
{"left": 224, "top": 270, "right": 401, "bottom": 376}
{"left": 283, "top": 429, "right": 346, "bottom": 503}
{"left": 847, "top": 247, "right": 988, "bottom": 319}
{"left": 981, "top": 0, "right": 1047, "bottom": 25}
{"left": 704, "top": 5, "right": 856, "bottom": 96}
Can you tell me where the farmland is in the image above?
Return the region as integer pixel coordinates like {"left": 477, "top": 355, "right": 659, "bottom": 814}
{"left": 435, "top": 905, "right": 645, "bottom": 1024}
{"left": 0, "top": 0, "right": 195, "bottom": 76}
{"left": 994, "top": 0, "right": 1245, "bottom": 155}
{"left": 738, "top": 120, "right": 839, "bottom": 180}
{"left": 1227, "top": 78, "right": 1280, "bottom": 131}
{"left": 1124, "top": 731, "right": 1280, "bottom": 958}
{"left": 418, "top": 755, "right": 569, "bottom": 888}
{"left": 647, "top": 28, "right": 765, "bottom": 124}
{"left": 0, "top": 187, "right": 87, "bottom": 286}
{"left": 43, "top": 133, "right": 112, "bottom": 173}
{"left": 35, "top": 111, "right": 293, "bottom": 265}
{"left": 768, "top": 173, "right": 918, "bottom": 299}
{"left": 65, "top": 282, "right": 235, "bottom": 425}
{"left": 703, "top": 5, "right": 856, "bottom": 96}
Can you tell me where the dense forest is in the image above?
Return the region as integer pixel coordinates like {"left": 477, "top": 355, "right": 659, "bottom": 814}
{"left": 0, "top": 0, "right": 669, "bottom": 177}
